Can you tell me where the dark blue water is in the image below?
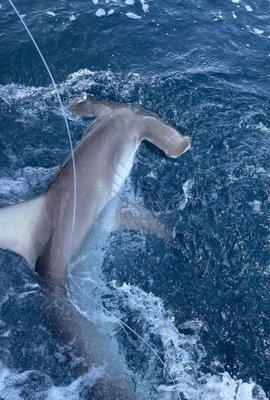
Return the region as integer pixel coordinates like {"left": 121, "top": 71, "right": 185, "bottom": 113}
{"left": 0, "top": 0, "right": 269, "bottom": 399}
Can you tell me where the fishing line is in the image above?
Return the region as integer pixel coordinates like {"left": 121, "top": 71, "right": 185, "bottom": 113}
{"left": 6, "top": 0, "right": 77, "bottom": 274}
{"left": 7, "top": 2, "right": 182, "bottom": 398}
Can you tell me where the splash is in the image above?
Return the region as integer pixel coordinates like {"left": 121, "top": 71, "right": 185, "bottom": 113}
{"left": 0, "top": 362, "right": 105, "bottom": 400}
{"left": 109, "top": 282, "right": 268, "bottom": 400}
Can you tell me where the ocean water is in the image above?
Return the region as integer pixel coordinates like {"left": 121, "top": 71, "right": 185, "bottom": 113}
{"left": 0, "top": 0, "right": 269, "bottom": 399}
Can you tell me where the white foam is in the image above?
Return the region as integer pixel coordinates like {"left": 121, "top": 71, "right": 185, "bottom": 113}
{"left": 245, "top": 5, "right": 253, "bottom": 11}
{"left": 107, "top": 8, "right": 114, "bottom": 15}
{"left": 249, "top": 200, "right": 262, "bottom": 213}
{"left": 0, "top": 364, "right": 22, "bottom": 400}
{"left": 46, "top": 11, "right": 56, "bottom": 17}
{"left": 252, "top": 28, "right": 264, "bottom": 35}
{"left": 0, "top": 362, "right": 105, "bottom": 400}
{"left": 95, "top": 8, "right": 106, "bottom": 17}
{"left": 139, "top": 0, "right": 149, "bottom": 13}
{"left": 126, "top": 12, "right": 141, "bottom": 19}
{"left": 24, "top": 283, "right": 40, "bottom": 289}
{"left": 113, "top": 283, "right": 268, "bottom": 400}
{"left": 69, "top": 13, "right": 76, "bottom": 21}
{"left": 1, "top": 329, "right": 11, "bottom": 337}
{"left": 47, "top": 365, "right": 105, "bottom": 400}
{"left": 231, "top": 0, "right": 240, "bottom": 3}
{"left": 212, "top": 10, "right": 223, "bottom": 21}
{"left": 0, "top": 69, "right": 144, "bottom": 118}
{"left": 256, "top": 122, "right": 270, "bottom": 134}
{"left": 179, "top": 179, "right": 194, "bottom": 210}
{"left": 89, "top": 0, "right": 151, "bottom": 15}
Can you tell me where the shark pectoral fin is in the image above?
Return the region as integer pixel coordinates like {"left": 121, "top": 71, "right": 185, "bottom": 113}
{"left": 69, "top": 94, "right": 120, "bottom": 118}
{"left": 115, "top": 199, "right": 173, "bottom": 241}
{"left": 141, "top": 115, "right": 191, "bottom": 158}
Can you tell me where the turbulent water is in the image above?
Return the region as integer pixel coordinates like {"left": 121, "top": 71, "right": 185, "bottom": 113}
{"left": 0, "top": 0, "right": 269, "bottom": 399}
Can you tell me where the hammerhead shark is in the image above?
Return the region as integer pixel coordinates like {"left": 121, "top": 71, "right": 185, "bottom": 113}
{"left": 0, "top": 95, "right": 191, "bottom": 398}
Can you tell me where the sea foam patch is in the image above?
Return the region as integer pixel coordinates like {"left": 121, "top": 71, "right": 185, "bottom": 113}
{"left": 90, "top": 0, "right": 150, "bottom": 18}
{"left": 110, "top": 282, "right": 268, "bottom": 400}
{"left": 0, "top": 362, "right": 105, "bottom": 400}
{"left": 0, "top": 69, "right": 144, "bottom": 120}
{"left": 126, "top": 11, "right": 141, "bottom": 19}
{"left": 95, "top": 8, "right": 106, "bottom": 17}
{"left": 252, "top": 28, "right": 264, "bottom": 36}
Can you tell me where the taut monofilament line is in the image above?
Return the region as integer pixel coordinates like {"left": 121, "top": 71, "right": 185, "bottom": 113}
{"left": 7, "top": 2, "right": 182, "bottom": 398}
{"left": 6, "top": 0, "right": 78, "bottom": 271}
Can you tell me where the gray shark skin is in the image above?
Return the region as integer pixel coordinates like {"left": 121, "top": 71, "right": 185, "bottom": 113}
{"left": 35, "top": 96, "right": 191, "bottom": 287}
{"left": 0, "top": 96, "right": 191, "bottom": 399}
